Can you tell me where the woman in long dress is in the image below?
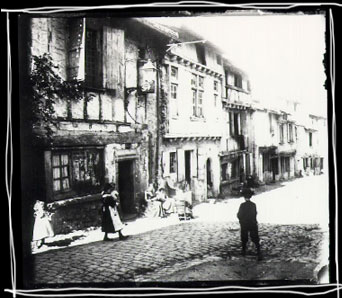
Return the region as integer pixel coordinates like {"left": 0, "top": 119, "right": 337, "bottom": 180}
{"left": 144, "top": 183, "right": 164, "bottom": 218}
{"left": 101, "top": 183, "right": 129, "bottom": 241}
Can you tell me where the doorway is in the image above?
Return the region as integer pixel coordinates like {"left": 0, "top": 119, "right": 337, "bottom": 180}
{"left": 185, "top": 150, "right": 191, "bottom": 187}
{"left": 206, "top": 158, "right": 212, "bottom": 187}
{"left": 118, "top": 159, "right": 135, "bottom": 216}
{"left": 271, "top": 158, "right": 278, "bottom": 181}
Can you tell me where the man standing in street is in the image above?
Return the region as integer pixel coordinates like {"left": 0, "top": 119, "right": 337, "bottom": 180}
{"left": 237, "top": 187, "right": 262, "bottom": 261}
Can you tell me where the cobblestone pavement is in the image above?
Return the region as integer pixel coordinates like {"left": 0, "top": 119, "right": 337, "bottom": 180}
{"left": 32, "top": 220, "right": 325, "bottom": 284}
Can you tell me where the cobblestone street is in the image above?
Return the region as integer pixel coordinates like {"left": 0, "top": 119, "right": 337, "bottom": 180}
{"left": 32, "top": 220, "right": 325, "bottom": 284}
{"left": 31, "top": 175, "right": 329, "bottom": 284}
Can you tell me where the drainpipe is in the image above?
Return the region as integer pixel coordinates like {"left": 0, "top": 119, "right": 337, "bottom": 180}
{"left": 155, "top": 59, "right": 160, "bottom": 186}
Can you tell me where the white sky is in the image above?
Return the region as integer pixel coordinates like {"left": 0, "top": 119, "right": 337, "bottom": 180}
{"left": 153, "top": 13, "right": 327, "bottom": 116}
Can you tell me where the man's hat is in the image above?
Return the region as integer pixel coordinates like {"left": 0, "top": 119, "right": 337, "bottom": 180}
{"left": 241, "top": 187, "right": 254, "bottom": 198}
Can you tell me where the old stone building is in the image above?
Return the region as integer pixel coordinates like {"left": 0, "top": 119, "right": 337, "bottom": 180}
{"left": 19, "top": 15, "right": 328, "bottom": 237}
{"left": 295, "top": 112, "right": 328, "bottom": 176}
{"left": 20, "top": 16, "right": 176, "bottom": 233}
{"left": 156, "top": 26, "right": 225, "bottom": 201}
{"left": 219, "top": 60, "right": 253, "bottom": 195}
{"left": 252, "top": 100, "right": 297, "bottom": 183}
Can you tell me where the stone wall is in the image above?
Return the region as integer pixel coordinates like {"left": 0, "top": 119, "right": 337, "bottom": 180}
{"left": 48, "top": 194, "right": 102, "bottom": 235}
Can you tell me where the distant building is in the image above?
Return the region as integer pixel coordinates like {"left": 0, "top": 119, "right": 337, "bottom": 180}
{"left": 219, "top": 60, "right": 253, "bottom": 195}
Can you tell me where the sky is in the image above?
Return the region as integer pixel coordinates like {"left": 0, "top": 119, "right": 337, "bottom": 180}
{"left": 152, "top": 13, "right": 327, "bottom": 117}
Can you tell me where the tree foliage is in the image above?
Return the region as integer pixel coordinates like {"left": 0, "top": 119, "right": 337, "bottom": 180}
{"left": 29, "top": 53, "right": 84, "bottom": 139}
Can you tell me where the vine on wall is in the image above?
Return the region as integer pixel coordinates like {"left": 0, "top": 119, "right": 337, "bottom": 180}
{"left": 29, "top": 53, "right": 84, "bottom": 139}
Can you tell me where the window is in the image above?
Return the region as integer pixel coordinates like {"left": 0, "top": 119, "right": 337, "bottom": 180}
{"left": 214, "top": 94, "right": 218, "bottom": 107}
{"left": 191, "top": 73, "right": 197, "bottom": 87}
{"left": 214, "top": 80, "right": 218, "bottom": 92}
{"left": 171, "top": 66, "right": 178, "bottom": 80}
{"left": 269, "top": 114, "right": 274, "bottom": 134}
{"left": 52, "top": 154, "right": 71, "bottom": 192}
{"left": 198, "top": 76, "right": 204, "bottom": 88}
{"left": 195, "top": 44, "right": 206, "bottom": 65}
{"left": 191, "top": 74, "right": 204, "bottom": 117}
{"left": 52, "top": 149, "right": 104, "bottom": 198}
{"left": 170, "top": 83, "right": 178, "bottom": 117}
{"left": 198, "top": 91, "right": 203, "bottom": 117}
{"left": 309, "top": 132, "right": 313, "bottom": 147}
{"left": 234, "top": 74, "right": 242, "bottom": 88}
{"left": 216, "top": 54, "right": 222, "bottom": 65}
{"left": 232, "top": 112, "right": 239, "bottom": 136}
{"left": 85, "top": 28, "right": 102, "bottom": 88}
{"left": 279, "top": 124, "right": 284, "bottom": 144}
{"left": 170, "top": 152, "right": 177, "bottom": 173}
{"left": 288, "top": 124, "right": 294, "bottom": 142}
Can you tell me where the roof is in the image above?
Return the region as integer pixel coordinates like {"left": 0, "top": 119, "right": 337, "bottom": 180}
{"left": 135, "top": 18, "right": 248, "bottom": 77}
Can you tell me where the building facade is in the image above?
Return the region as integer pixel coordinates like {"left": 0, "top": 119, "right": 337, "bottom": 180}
{"left": 20, "top": 16, "right": 328, "bottom": 235}
{"left": 22, "top": 17, "right": 175, "bottom": 233}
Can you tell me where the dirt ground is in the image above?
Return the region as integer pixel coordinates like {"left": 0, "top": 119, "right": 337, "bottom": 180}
{"left": 157, "top": 256, "right": 319, "bottom": 282}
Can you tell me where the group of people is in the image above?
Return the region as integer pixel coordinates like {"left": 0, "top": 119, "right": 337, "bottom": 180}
{"left": 144, "top": 183, "right": 176, "bottom": 218}
{"left": 144, "top": 180, "right": 194, "bottom": 219}
{"left": 32, "top": 180, "right": 262, "bottom": 260}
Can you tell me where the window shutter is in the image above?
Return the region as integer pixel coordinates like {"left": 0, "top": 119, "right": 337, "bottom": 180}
{"left": 229, "top": 112, "right": 233, "bottom": 136}
{"left": 103, "top": 27, "right": 125, "bottom": 96}
{"left": 177, "top": 149, "right": 185, "bottom": 182}
{"left": 191, "top": 150, "right": 198, "bottom": 177}
{"left": 162, "top": 151, "right": 169, "bottom": 178}
{"left": 197, "top": 148, "right": 206, "bottom": 179}
{"left": 67, "top": 18, "right": 85, "bottom": 81}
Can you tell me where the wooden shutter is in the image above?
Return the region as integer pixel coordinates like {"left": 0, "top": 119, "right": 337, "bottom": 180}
{"left": 197, "top": 148, "right": 206, "bottom": 180}
{"left": 67, "top": 18, "right": 85, "bottom": 81}
{"left": 103, "top": 27, "right": 125, "bottom": 97}
{"left": 191, "top": 149, "right": 198, "bottom": 177}
{"left": 177, "top": 149, "right": 185, "bottom": 182}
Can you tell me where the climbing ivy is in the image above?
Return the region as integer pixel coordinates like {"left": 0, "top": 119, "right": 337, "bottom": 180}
{"left": 29, "top": 53, "right": 84, "bottom": 139}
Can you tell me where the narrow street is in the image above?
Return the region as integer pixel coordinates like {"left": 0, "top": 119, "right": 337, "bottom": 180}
{"left": 31, "top": 175, "right": 329, "bottom": 284}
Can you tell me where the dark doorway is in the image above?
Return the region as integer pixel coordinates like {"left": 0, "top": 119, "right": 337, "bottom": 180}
{"left": 206, "top": 158, "right": 212, "bottom": 186}
{"left": 118, "top": 160, "right": 135, "bottom": 215}
{"left": 271, "top": 158, "right": 278, "bottom": 181}
{"left": 185, "top": 150, "right": 191, "bottom": 187}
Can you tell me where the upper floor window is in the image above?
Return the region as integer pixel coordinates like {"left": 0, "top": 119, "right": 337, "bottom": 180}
{"left": 195, "top": 44, "right": 206, "bottom": 65}
{"left": 170, "top": 83, "right": 178, "bottom": 117}
{"left": 288, "top": 124, "right": 294, "bottom": 142}
{"left": 214, "top": 80, "right": 219, "bottom": 92}
{"left": 234, "top": 74, "right": 242, "bottom": 88}
{"left": 309, "top": 132, "right": 313, "bottom": 147}
{"left": 85, "top": 28, "right": 103, "bottom": 89}
{"left": 279, "top": 124, "right": 285, "bottom": 144}
{"left": 229, "top": 112, "right": 240, "bottom": 136}
{"left": 216, "top": 54, "right": 222, "bottom": 65}
{"left": 198, "top": 76, "right": 204, "bottom": 89}
{"left": 214, "top": 94, "right": 218, "bottom": 107}
{"left": 171, "top": 66, "right": 178, "bottom": 80}
{"left": 191, "top": 73, "right": 197, "bottom": 87}
{"left": 191, "top": 74, "right": 204, "bottom": 118}
{"left": 192, "top": 90, "right": 203, "bottom": 117}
